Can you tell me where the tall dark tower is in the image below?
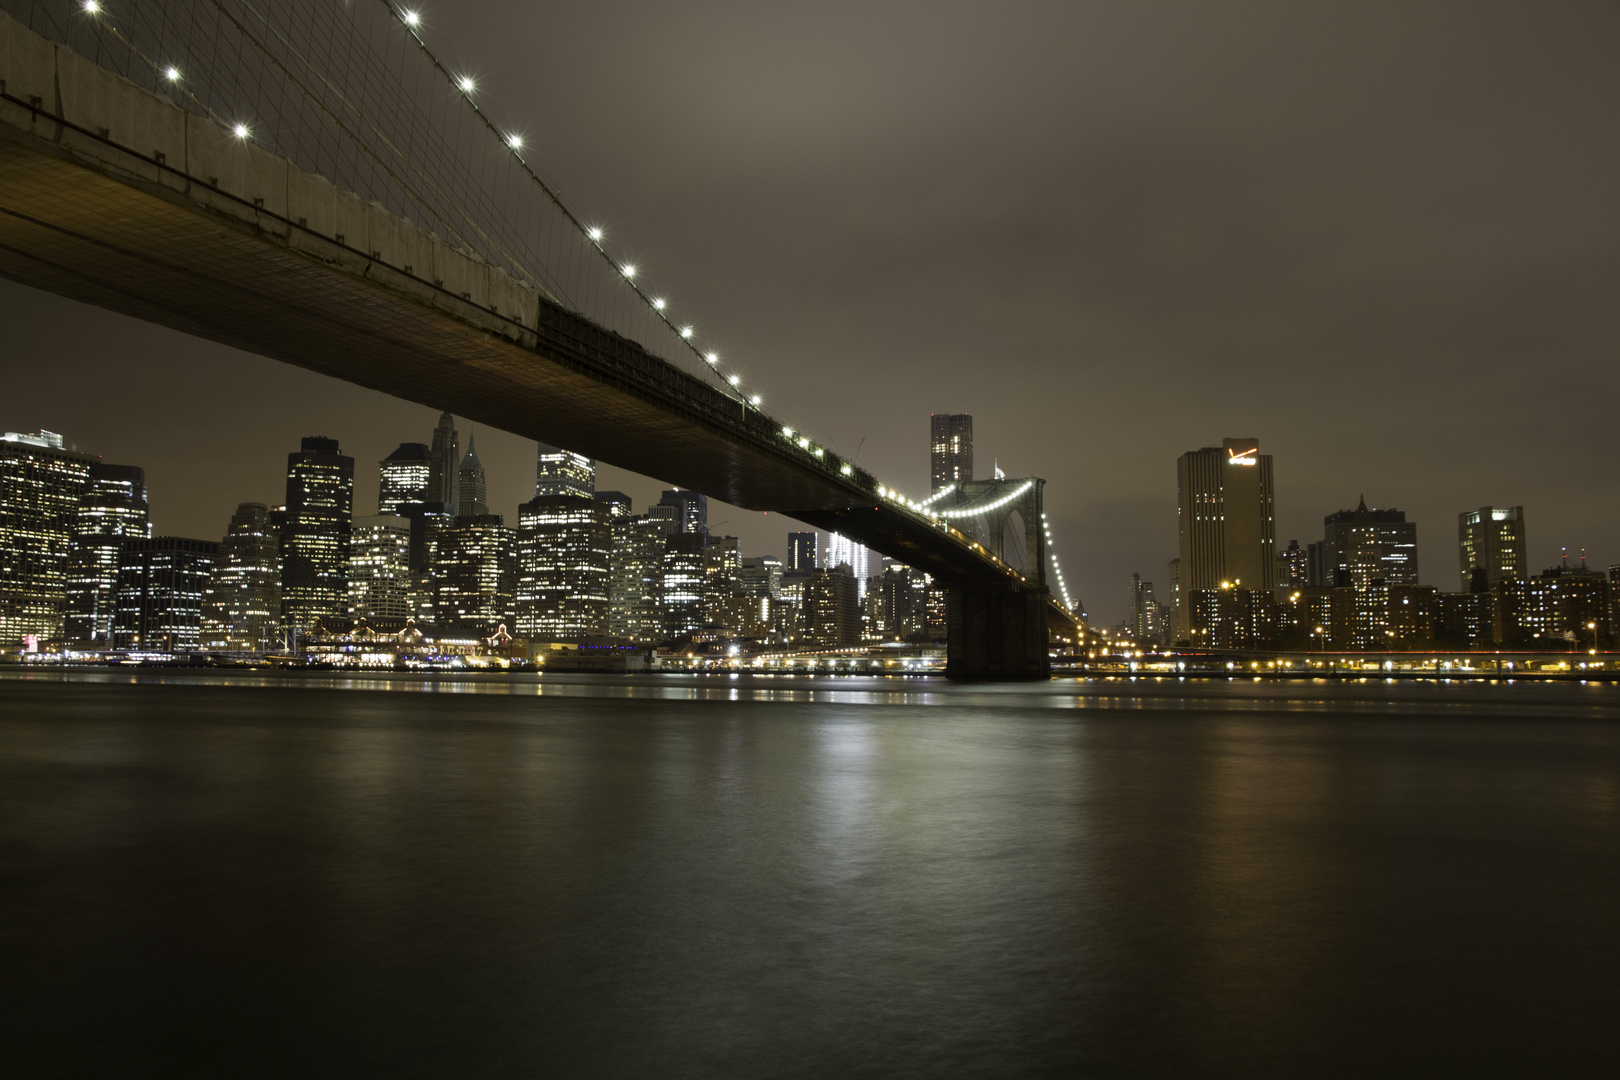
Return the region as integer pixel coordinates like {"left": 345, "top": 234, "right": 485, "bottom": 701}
{"left": 788, "top": 531, "right": 817, "bottom": 572}
{"left": 428, "top": 412, "right": 460, "bottom": 510}
{"left": 457, "top": 434, "right": 489, "bottom": 519}
{"left": 930, "top": 413, "right": 973, "bottom": 492}
{"left": 280, "top": 436, "right": 354, "bottom": 638}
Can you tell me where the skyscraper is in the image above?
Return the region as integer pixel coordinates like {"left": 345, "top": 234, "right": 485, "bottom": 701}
{"left": 658, "top": 489, "right": 708, "bottom": 537}
{"left": 1126, "top": 573, "right": 1162, "bottom": 641}
{"left": 1, "top": 430, "right": 96, "bottom": 645}
{"left": 434, "top": 514, "right": 516, "bottom": 629}
{"left": 608, "top": 512, "right": 669, "bottom": 642}
{"left": 378, "top": 443, "right": 432, "bottom": 515}
{"left": 113, "top": 536, "right": 219, "bottom": 652}
{"left": 202, "top": 502, "right": 281, "bottom": 652}
{"left": 64, "top": 463, "right": 149, "bottom": 646}
{"left": 930, "top": 413, "right": 973, "bottom": 492}
{"left": 1174, "top": 438, "right": 1276, "bottom": 641}
{"left": 536, "top": 443, "right": 596, "bottom": 500}
{"left": 456, "top": 434, "right": 489, "bottom": 519}
{"left": 279, "top": 436, "right": 354, "bottom": 638}
{"left": 348, "top": 515, "right": 412, "bottom": 620}
{"left": 660, "top": 533, "right": 706, "bottom": 637}
{"left": 428, "top": 412, "right": 460, "bottom": 509}
{"left": 788, "top": 531, "right": 817, "bottom": 572}
{"left": 515, "top": 495, "right": 609, "bottom": 640}
{"left": 1458, "top": 506, "right": 1527, "bottom": 591}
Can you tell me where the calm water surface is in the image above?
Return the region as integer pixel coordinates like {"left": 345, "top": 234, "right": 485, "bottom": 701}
{"left": 1, "top": 670, "right": 1616, "bottom": 1077}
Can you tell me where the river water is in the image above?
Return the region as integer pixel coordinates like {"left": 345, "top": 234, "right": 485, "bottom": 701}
{"left": 1, "top": 670, "right": 1616, "bottom": 1077}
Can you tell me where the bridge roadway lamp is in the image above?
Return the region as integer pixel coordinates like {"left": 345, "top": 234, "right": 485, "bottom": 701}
{"left": 402, "top": 10, "right": 421, "bottom": 27}
{"left": 458, "top": 77, "right": 475, "bottom": 93}
{"left": 164, "top": 67, "right": 182, "bottom": 82}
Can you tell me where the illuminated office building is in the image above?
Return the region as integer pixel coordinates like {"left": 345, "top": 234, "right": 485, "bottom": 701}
{"left": 930, "top": 413, "right": 973, "bottom": 492}
{"left": 1458, "top": 506, "right": 1528, "bottom": 592}
{"left": 434, "top": 514, "right": 516, "bottom": 630}
{"left": 202, "top": 502, "right": 281, "bottom": 652}
{"left": 456, "top": 435, "right": 489, "bottom": 519}
{"left": 113, "top": 536, "right": 218, "bottom": 652}
{"left": 428, "top": 412, "right": 460, "bottom": 509}
{"left": 609, "top": 512, "right": 669, "bottom": 642}
{"left": 0, "top": 429, "right": 96, "bottom": 645}
{"left": 64, "top": 463, "right": 149, "bottom": 646}
{"left": 515, "top": 496, "right": 609, "bottom": 640}
{"left": 1277, "top": 539, "right": 1308, "bottom": 589}
{"left": 279, "top": 437, "right": 354, "bottom": 639}
{"left": 661, "top": 533, "right": 707, "bottom": 637}
{"left": 536, "top": 443, "right": 596, "bottom": 500}
{"left": 788, "top": 531, "right": 817, "bottom": 572}
{"left": 378, "top": 443, "right": 431, "bottom": 515}
{"left": 595, "top": 490, "right": 632, "bottom": 518}
{"left": 1173, "top": 438, "right": 1275, "bottom": 641}
{"left": 1318, "top": 499, "right": 1418, "bottom": 588}
{"left": 348, "top": 515, "right": 412, "bottom": 620}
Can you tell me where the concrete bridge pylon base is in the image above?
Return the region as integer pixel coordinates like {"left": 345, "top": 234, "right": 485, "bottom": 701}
{"left": 946, "top": 584, "right": 1052, "bottom": 680}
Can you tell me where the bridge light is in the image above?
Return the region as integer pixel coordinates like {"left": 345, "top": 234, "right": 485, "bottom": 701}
{"left": 458, "top": 76, "right": 475, "bottom": 93}
{"left": 727, "top": 374, "right": 741, "bottom": 387}
{"left": 750, "top": 395, "right": 762, "bottom": 406}
{"left": 587, "top": 227, "right": 603, "bottom": 242}
{"left": 652, "top": 298, "right": 666, "bottom": 310}
{"left": 841, "top": 464, "right": 853, "bottom": 476}
{"left": 507, "top": 133, "right": 523, "bottom": 149}
{"left": 621, "top": 264, "right": 636, "bottom": 279}
{"left": 232, "top": 123, "right": 251, "bottom": 140}
{"left": 705, "top": 353, "right": 718, "bottom": 365}
{"left": 782, "top": 427, "right": 794, "bottom": 438}
{"left": 680, "top": 326, "right": 693, "bottom": 338}
{"left": 403, "top": 10, "right": 421, "bottom": 27}
{"left": 164, "top": 66, "right": 181, "bottom": 82}
{"left": 82, "top": 0, "right": 99, "bottom": 13}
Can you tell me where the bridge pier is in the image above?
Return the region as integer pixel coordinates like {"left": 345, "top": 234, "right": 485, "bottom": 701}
{"left": 946, "top": 584, "right": 1051, "bottom": 680}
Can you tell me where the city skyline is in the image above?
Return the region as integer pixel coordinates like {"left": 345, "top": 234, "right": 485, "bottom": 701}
{"left": 4, "top": 0, "right": 1618, "bottom": 626}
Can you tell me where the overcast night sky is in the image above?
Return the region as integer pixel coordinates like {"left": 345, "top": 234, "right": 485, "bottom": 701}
{"left": 4, "top": 0, "right": 1618, "bottom": 624}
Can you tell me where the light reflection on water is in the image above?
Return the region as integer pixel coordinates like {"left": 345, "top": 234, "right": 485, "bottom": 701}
{"left": 0, "top": 670, "right": 1616, "bottom": 1076}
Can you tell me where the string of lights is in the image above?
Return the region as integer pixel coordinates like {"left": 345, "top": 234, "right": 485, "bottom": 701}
{"left": 929, "top": 482, "right": 1034, "bottom": 520}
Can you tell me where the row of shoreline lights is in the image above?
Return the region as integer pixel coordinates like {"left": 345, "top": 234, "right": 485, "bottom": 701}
{"left": 80, "top": 0, "right": 1078, "bottom": 598}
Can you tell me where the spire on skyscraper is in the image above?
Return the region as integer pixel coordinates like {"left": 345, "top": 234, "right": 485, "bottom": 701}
{"left": 457, "top": 432, "right": 489, "bottom": 519}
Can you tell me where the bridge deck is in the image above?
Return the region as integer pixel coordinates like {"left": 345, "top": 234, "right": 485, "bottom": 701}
{"left": 0, "top": 12, "right": 1064, "bottom": 602}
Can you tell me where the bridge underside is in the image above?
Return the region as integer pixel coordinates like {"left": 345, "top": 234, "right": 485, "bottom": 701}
{"left": 0, "top": 15, "right": 1074, "bottom": 674}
